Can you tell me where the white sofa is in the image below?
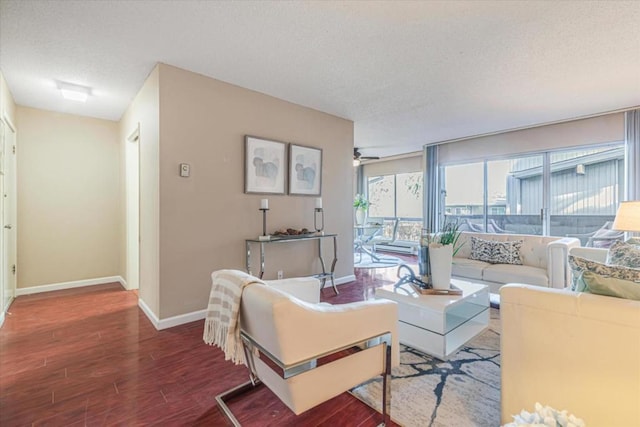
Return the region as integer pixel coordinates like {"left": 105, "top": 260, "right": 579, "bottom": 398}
{"left": 451, "top": 232, "right": 580, "bottom": 293}
{"left": 500, "top": 283, "right": 640, "bottom": 426}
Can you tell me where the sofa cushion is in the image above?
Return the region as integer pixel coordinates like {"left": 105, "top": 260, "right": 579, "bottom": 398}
{"left": 606, "top": 240, "right": 640, "bottom": 268}
{"left": 582, "top": 270, "right": 640, "bottom": 301}
{"left": 483, "top": 264, "right": 548, "bottom": 287}
{"left": 452, "top": 257, "right": 489, "bottom": 280}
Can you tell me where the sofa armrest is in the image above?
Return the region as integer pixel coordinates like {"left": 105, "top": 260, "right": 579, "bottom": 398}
{"left": 569, "top": 246, "right": 608, "bottom": 263}
{"left": 546, "top": 237, "right": 580, "bottom": 288}
{"left": 264, "top": 277, "right": 321, "bottom": 304}
{"left": 500, "top": 284, "right": 640, "bottom": 426}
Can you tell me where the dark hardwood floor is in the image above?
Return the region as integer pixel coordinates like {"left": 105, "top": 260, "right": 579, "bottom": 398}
{"left": 0, "top": 255, "right": 413, "bottom": 426}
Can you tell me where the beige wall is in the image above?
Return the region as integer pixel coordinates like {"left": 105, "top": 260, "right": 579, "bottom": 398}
{"left": 16, "top": 107, "right": 122, "bottom": 288}
{"left": 156, "top": 64, "right": 354, "bottom": 318}
{"left": 119, "top": 66, "right": 160, "bottom": 315}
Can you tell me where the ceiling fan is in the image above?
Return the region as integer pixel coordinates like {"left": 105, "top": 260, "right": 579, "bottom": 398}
{"left": 353, "top": 147, "right": 380, "bottom": 165}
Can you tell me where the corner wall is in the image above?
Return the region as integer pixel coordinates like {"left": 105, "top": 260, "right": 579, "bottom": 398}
{"left": 119, "top": 66, "right": 160, "bottom": 317}
{"left": 0, "top": 72, "right": 16, "bottom": 126}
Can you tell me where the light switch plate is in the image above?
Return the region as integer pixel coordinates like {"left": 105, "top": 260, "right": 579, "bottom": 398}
{"left": 179, "top": 163, "right": 190, "bottom": 177}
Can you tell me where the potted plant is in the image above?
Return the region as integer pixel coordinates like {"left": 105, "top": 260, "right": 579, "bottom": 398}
{"left": 429, "top": 218, "right": 462, "bottom": 289}
{"left": 353, "top": 194, "right": 370, "bottom": 226}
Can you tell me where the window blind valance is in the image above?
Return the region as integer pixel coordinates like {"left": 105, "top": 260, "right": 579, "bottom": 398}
{"left": 437, "top": 112, "right": 624, "bottom": 164}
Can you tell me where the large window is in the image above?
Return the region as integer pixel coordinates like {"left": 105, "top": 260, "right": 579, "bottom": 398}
{"left": 441, "top": 143, "right": 624, "bottom": 239}
{"left": 368, "top": 172, "right": 423, "bottom": 241}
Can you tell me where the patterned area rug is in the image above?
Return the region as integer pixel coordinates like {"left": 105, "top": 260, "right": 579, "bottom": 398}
{"left": 351, "top": 309, "right": 501, "bottom": 427}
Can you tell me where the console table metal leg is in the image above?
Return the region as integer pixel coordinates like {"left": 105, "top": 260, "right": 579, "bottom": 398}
{"left": 318, "top": 238, "right": 328, "bottom": 291}
{"left": 330, "top": 235, "right": 338, "bottom": 294}
{"left": 246, "top": 241, "right": 252, "bottom": 276}
{"left": 259, "top": 242, "right": 265, "bottom": 279}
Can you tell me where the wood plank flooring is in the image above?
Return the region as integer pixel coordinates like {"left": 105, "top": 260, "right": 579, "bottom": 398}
{"left": 0, "top": 259, "right": 409, "bottom": 426}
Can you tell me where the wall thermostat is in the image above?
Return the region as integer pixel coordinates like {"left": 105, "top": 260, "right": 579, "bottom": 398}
{"left": 179, "top": 163, "right": 190, "bottom": 177}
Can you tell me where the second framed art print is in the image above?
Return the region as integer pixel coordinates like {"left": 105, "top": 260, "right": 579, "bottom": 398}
{"left": 289, "top": 144, "right": 322, "bottom": 196}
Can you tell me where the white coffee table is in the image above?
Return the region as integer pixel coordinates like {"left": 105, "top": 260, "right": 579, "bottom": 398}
{"left": 375, "top": 278, "right": 490, "bottom": 359}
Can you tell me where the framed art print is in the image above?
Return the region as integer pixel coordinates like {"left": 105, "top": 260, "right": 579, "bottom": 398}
{"left": 289, "top": 144, "right": 322, "bottom": 196}
{"left": 244, "top": 136, "right": 286, "bottom": 194}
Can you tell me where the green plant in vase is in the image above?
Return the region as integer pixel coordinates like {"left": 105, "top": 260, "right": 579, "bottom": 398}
{"left": 429, "top": 218, "right": 463, "bottom": 289}
{"left": 353, "top": 194, "right": 370, "bottom": 225}
{"left": 438, "top": 218, "right": 463, "bottom": 256}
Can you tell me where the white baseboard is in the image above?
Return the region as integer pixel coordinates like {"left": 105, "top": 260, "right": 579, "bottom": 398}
{"left": 138, "top": 298, "right": 207, "bottom": 331}
{"left": 15, "top": 276, "right": 126, "bottom": 296}
{"left": 139, "top": 273, "right": 357, "bottom": 331}
{"left": 0, "top": 311, "right": 4, "bottom": 328}
{"left": 158, "top": 309, "right": 207, "bottom": 330}
{"left": 138, "top": 298, "right": 160, "bottom": 329}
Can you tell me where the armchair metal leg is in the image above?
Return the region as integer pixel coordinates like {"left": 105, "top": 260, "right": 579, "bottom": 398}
{"left": 380, "top": 343, "right": 392, "bottom": 426}
{"left": 215, "top": 379, "right": 263, "bottom": 427}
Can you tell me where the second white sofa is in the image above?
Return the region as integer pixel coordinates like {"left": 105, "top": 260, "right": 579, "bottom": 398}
{"left": 451, "top": 232, "right": 580, "bottom": 293}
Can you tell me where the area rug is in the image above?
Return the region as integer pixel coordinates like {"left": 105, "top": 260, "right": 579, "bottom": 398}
{"left": 351, "top": 309, "right": 501, "bottom": 427}
{"left": 354, "top": 253, "right": 402, "bottom": 269}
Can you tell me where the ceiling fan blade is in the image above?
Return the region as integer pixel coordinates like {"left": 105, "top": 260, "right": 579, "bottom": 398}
{"left": 353, "top": 147, "right": 380, "bottom": 160}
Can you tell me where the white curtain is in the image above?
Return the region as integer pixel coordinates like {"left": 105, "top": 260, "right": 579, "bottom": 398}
{"left": 626, "top": 109, "right": 640, "bottom": 201}
{"left": 423, "top": 144, "right": 439, "bottom": 232}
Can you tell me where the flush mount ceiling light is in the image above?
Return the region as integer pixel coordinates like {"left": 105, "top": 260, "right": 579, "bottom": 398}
{"left": 57, "top": 81, "right": 91, "bottom": 102}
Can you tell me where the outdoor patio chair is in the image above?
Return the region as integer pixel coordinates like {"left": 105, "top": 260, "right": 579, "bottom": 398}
{"left": 566, "top": 221, "right": 624, "bottom": 248}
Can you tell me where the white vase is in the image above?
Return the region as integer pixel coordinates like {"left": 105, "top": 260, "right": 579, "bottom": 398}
{"left": 355, "top": 208, "right": 367, "bottom": 226}
{"left": 429, "top": 244, "right": 453, "bottom": 289}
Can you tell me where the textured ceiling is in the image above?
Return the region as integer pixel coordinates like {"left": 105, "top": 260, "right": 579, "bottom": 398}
{"left": 1, "top": 0, "right": 639, "bottom": 158}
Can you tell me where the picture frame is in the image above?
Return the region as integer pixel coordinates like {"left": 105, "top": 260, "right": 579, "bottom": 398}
{"left": 244, "top": 135, "right": 287, "bottom": 194}
{"left": 288, "top": 143, "right": 322, "bottom": 196}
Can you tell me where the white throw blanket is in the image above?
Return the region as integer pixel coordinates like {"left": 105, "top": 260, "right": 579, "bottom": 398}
{"left": 203, "top": 269, "right": 264, "bottom": 365}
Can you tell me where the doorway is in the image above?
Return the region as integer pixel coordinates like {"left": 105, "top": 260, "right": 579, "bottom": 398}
{"left": 126, "top": 125, "right": 140, "bottom": 290}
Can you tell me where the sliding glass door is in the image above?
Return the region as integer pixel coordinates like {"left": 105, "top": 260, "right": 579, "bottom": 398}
{"left": 440, "top": 142, "right": 624, "bottom": 238}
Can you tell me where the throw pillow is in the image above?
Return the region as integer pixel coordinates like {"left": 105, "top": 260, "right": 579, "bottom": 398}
{"left": 568, "top": 255, "right": 640, "bottom": 292}
{"left": 568, "top": 255, "right": 591, "bottom": 292}
{"left": 470, "top": 236, "right": 493, "bottom": 263}
{"left": 581, "top": 270, "right": 640, "bottom": 301}
{"left": 491, "top": 240, "right": 524, "bottom": 265}
{"left": 627, "top": 237, "right": 640, "bottom": 246}
{"left": 606, "top": 240, "right": 640, "bottom": 268}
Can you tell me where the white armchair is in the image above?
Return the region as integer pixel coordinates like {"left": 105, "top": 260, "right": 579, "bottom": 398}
{"left": 215, "top": 274, "right": 399, "bottom": 426}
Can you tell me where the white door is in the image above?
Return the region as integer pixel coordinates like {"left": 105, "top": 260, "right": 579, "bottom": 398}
{"left": 125, "top": 126, "right": 140, "bottom": 290}
{"left": 1, "top": 117, "right": 16, "bottom": 313}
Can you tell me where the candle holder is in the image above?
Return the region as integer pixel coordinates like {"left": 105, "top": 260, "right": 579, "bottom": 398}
{"left": 314, "top": 208, "right": 324, "bottom": 233}
{"left": 259, "top": 208, "right": 270, "bottom": 240}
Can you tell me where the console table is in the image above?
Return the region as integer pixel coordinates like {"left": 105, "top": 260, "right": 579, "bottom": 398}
{"left": 245, "top": 233, "right": 338, "bottom": 294}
